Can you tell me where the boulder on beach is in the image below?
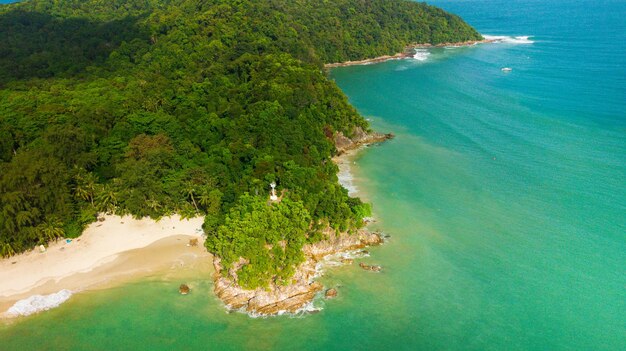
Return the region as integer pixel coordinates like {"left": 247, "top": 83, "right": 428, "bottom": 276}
{"left": 179, "top": 284, "right": 190, "bottom": 295}
{"left": 325, "top": 288, "right": 338, "bottom": 299}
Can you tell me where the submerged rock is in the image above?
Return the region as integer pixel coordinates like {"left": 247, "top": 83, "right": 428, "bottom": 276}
{"left": 359, "top": 262, "right": 382, "bottom": 272}
{"left": 179, "top": 284, "right": 190, "bottom": 295}
{"left": 341, "top": 258, "right": 354, "bottom": 265}
{"left": 325, "top": 288, "right": 338, "bottom": 299}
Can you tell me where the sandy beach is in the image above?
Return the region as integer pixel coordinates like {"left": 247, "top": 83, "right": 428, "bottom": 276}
{"left": 334, "top": 148, "right": 364, "bottom": 198}
{"left": 0, "top": 214, "right": 209, "bottom": 317}
{"left": 0, "top": 133, "right": 387, "bottom": 318}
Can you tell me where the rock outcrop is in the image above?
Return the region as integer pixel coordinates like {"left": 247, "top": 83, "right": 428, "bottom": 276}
{"left": 341, "top": 258, "right": 354, "bottom": 265}
{"left": 359, "top": 262, "right": 382, "bottom": 272}
{"left": 179, "top": 284, "right": 190, "bottom": 295}
{"left": 334, "top": 127, "right": 394, "bottom": 155}
{"left": 212, "top": 229, "right": 383, "bottom": 315}
{"left": 325, "top": 288, "right": 338, "bottom": 299}
{"left": 324, "top": 52, "right": 412, "bottom": 68}
{"left": 324, "top": 39, "right": 495, "bottom": 68}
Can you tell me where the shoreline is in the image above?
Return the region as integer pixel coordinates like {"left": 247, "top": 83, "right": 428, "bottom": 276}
{"left": 324, "top": 38, "right": 493, "bottom": 68}
{"left": 0, "top": 214, "right": 207, "bottom": 318}
{"left": 0, "top": 130, "right": 392, "bottom": 319}
{"left": 212, "top": 227, "right": 383, "bottom": 316}
{"left": 210, "top": 129, "right": 392, "bottom": 316}
{"left": 333, "top": 141, "right": 377, "bottom": 200}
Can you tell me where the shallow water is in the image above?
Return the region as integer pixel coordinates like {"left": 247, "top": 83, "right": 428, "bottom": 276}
{"left": 1, "top": 0, "right": 625, "bottom": 350}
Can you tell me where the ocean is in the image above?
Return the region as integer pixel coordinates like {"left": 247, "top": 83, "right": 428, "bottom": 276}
{"left": 1, "top": 0, "right": 624, "bottom": 350}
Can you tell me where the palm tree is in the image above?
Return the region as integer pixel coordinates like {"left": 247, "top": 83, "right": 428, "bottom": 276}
{"left": 0, "top": 242, "right": 16, "bottom": 258}
{"left": 146, "top": 198, "right": 161, "bottom": 212}
{"left": 15, "top": 210, "right": 37, "bottom": 228}
{"left": 95, "top": 184, "right": 117, "bottom": 213}
{"left": 74, "top": 184, "right": 89, "bottom": 202}
{"left": 38, "top": 217, "right": 65, "bottom": 242}
{"left": 197, "top": 189, "right": 211, "bottom": 209}
{"left": 198, "top": 188, "right": 222, "bottom": 215}
{"left": 84, "top": 173, "right": 98, "bottom": 205}
{"left": 183, "top": 185, "right": 199, "bottom": 213}
{"left": 73, "top": 171, "right": 87, "bottom": 199}
{"left": 74, "top": 172, "right": 98, "bottom": 205}
{"left": 179, "top": 204, "right": 197, "bottom": 219}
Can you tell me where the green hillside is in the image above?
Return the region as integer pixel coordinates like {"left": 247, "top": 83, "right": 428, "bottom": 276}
{"left": 0, "top": 0, "right": 480, "bottom": 288}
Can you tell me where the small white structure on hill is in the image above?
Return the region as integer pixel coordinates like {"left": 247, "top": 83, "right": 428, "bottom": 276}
{"left": 269, "top": 182, "right": 278, "bottom": 201}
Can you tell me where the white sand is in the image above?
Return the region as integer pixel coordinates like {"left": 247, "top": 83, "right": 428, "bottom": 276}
{"left": 0, "top": 214, "right": 206, "bottom": 314}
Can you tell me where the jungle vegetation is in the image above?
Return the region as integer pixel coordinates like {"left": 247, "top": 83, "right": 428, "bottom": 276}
{"left": 0, "top": 0, "right": 480, "bottom": 288}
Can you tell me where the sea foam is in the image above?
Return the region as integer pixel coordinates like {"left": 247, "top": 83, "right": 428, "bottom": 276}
{"left": 242, "top": 298, "right": 323, "bottom": 319}
{"left": 314, "top": 249, "right": 370, "bottom": 277}
{"left": 337, "top": 161, "right": 358, "bottom": 196}
{"left": 483, "top": 35, "right": 534, "bottom": 44}
{"left": 4, "top": 290, "right": 73, "bottom": 317}
{"left": 413, "top": 49, "right": 431, "bottom": 61}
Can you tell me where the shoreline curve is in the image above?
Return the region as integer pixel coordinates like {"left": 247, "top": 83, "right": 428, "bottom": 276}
{"left": 0, "top": 214, "right": 207, "bottom": 318}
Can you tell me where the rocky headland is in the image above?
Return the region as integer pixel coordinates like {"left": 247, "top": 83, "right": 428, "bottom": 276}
{"left": 324, "top": 38, "right": 494, "bottom": 68}
{"left": 212, "top": 229, "right": 382, "bottom": 315}
{"left": 211, "top": 128, "right": 391, "bottom": 316}
{"left": 334, "top": 127, "right": 394, "bottom": 155}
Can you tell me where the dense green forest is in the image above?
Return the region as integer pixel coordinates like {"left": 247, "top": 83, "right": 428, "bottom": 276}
{"left": 0, "top": 0, "right": 480, "bottom": 288}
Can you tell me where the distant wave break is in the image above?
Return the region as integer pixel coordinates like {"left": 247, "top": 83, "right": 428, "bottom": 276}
{"left": 483, "top": 35, "right": 534, "bottom": 44}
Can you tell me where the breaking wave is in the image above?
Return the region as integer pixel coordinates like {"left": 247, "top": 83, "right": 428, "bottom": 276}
{"left": 314, "top": 249, "right": 370, "bottom": 276}
{"left": 337, "top": 160, "right": 358, "bottom": 196}
{"left": 5, "top": 290, "right": 73, "bottom": 317}
{"left": 242, "top": 297, "right": 323, "bottom": 319}
{"left": 483, "top": 35, "right": 534, "bottom": 44}
{"left": 413, "top": 49, "right": 431, "bottom": 61}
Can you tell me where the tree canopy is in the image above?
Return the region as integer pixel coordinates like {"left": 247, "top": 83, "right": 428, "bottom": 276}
{"left": 0, "top": 0, "right": 480, "bottom": 285}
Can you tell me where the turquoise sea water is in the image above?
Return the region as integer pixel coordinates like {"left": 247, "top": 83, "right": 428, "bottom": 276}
{"left": 1, "top": 0, "right": 625, "bottom": 350}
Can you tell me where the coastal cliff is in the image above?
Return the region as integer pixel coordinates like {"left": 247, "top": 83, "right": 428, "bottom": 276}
{"left": 213, "top": 229, "right": 382, "bottom": 315}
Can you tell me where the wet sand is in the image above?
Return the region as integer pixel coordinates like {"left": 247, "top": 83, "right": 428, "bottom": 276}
{"left": 0, "top": 215, "right": 209, "bottom": 317}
